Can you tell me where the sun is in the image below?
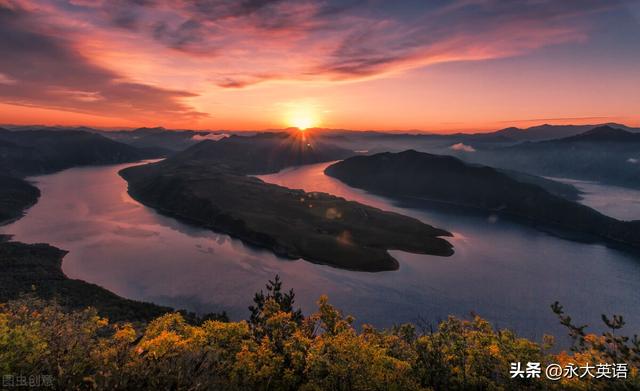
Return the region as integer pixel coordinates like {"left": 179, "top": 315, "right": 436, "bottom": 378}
{"left": 285, "top": 105, "right": 320, "bottom": 130}
{"left": 290, "top": 116, "right": 315, "bottom": 130}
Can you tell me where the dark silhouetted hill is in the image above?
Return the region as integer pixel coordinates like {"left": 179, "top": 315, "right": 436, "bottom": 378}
{"left": 0, "top": 176, "right": 39, "bottom": 224}
{"left": 169, "top": 132, "right": 355, "bottom": 174}
{"left": 0, "top": 129, "right": 159, "bottom": 177}
{"left": 463, "top": 126, "right": 640, "bottom": 189}
{"left": 326, "top": 150, "right": 640, "bottom": 249}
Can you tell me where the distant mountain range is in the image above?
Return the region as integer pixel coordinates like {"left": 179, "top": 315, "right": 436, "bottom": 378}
{"left": 0, "top": 129, "right": 160, "bottom": 177}
{"left": 103, "top": 127, "right": 223, "bottom": 153}
{"left": 2, "top": 123, "right": 638, "bottom": 189}
{"left": 479, "top": 122, "right": 639, "bottom": 142}
{"left": 172, "top": 132, "right": 354, "bottom": 175}
{"left": 311, "top": 123, "right": 640, "bottom": 157}
{"left": 458, "top": 126, "right": 640, "bottom": 189}
{"left": 2, "top": 125, "right": 222, "bottom": 154}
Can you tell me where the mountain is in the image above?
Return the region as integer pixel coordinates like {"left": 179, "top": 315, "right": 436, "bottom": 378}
{"left": 132, "top": 126, "right": 167, "bottom": 134}
{"left": 481, "top": 123, "right": 640, "bottom": 142}
{"left": 0, "top": 175, "right": 39, "bottom": 224}
{"left": 311, "top": 123, "right": 639, "bottom": 158}
{"left": 0, "top": 237, "right": 175, "bottom": 323}
{"left": 555, "top": 125, "right": 640, "bottom": 143}
{"left": 172, "top": 132, "right": 355, "bottom": 174}
{"left": 460, "top": 126, "right": 640, "bottom": 189}
{"left": 0, "top": 129, "right": 160, "bottom": 177}
{"left": 100, "top": 127, "right": 222, "bottom": 153}
{"left": 485, "top": 124, "right": 596, "bottom": 142}
{"left": 119, "top": 135, "right": 453, "bottom": 271}
{"left": 494, "top": 169, "right": 581, "bottom": 201}
{"left": 325, "top": 150, "right": 640, "bottom": 249}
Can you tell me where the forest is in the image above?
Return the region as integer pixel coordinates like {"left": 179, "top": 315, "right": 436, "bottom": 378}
{"left": 1, "top": 277, "right": 637, "bottom": 390}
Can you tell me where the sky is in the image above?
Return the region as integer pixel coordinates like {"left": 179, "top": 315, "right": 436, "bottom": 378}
{"left": 0, "top": 0, "right": 639, "bottom": 132}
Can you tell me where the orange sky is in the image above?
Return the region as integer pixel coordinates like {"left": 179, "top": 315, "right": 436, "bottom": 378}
{"left": 1, "top": 0, "right": 639, "bottom": 133}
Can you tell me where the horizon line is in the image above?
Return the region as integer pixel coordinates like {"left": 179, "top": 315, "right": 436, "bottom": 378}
{"left": 2, "top": 121, "right": 636, "bottom": 135}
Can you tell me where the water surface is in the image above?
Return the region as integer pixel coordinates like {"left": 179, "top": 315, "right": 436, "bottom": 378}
{"left": 552, "top": 177, "right": 640, "bottom": 221}
{"left": 2, "top": 161, "right": 639, "bottom": 342}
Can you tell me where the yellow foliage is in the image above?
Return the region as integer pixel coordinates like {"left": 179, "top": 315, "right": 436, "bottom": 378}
{"left": 0, "top": 296, "right": 637, "bottom": 390}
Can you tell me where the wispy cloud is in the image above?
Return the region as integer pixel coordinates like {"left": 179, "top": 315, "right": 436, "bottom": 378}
{"left": 30, "top": 0, "right": 626, "bottom": 86}
{"left": 0, "top": 1, "right": 205, "bottom": 120}
{"left": 0, "top": 0, "right": 632, "bottom": 122}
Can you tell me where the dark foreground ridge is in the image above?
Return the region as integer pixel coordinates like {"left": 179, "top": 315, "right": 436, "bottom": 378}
{"left": 120, "top": 133, "right": 454, "bottom": 271}
{"left": 0, "top": 129, "right": 163, "bottom": 177}
{"left": 326, "top": 150, "right": 640, "bottom": 251}
{"left": 0, "top": 175, "right": 40, "bottom": 225}
{"left": 0, "top": 236, "right": 173, "bottom": 323}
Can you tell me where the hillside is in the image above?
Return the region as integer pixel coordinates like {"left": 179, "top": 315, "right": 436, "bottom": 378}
{"left": 325, "top": 150, "right": 640, "bottom": 249}
{"left": 0, "top": 176, "right": 40, "bottom": 224}
{"left": 102, "top": 127, "right": 214, "bottom": 153}
{"left": 0, "top": 129, "right": 161, "bottom": 177}
{"left": 0, "top": 129, "right": 191, "bottom": 323}
{"left": 0, "top": 237, "right": 174, "bottom": 322}
{"left": 119, "top": 135, "right": 453, "bottom": 271}
{"left": 173, "top": 132, "right": 355, "bottom": 174}
{"left": 459, "top": 126, "right": 640, "bottom": 189}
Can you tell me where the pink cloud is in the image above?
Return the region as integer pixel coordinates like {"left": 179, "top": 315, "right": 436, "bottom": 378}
{"left": 192, "top": 133, "right": 229, "bottom": 141}
{"left": 0, "top": 0, "right": 632, "bottom": 123}
{"left": 450, "top": 143, "right": 476, "bottom": 153}
{"left": 0, "top": 1, "right": 205, "bottom": 120}
{"left": 32, "top": 0, "right": 622, "bottom": 87}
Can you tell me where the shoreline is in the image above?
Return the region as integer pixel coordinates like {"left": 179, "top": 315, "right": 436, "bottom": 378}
{"left": 0, "top": 162, "right": 208, "bottom": 323}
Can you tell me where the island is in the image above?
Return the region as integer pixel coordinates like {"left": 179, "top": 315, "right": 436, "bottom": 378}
{"left": 120, "top": 133, "right": 454, "bottom": 271}
{"left": 325, "top": 150, "right": 640, "bottom": 250}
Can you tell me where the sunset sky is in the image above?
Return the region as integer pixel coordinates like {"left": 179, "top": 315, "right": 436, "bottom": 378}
{"left": 1, "top": 0, "right": 639, "bottom": 132}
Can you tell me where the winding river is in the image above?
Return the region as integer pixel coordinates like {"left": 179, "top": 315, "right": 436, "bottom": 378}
{"left": 2, "top": 161, "right": 639, "bottom": 341}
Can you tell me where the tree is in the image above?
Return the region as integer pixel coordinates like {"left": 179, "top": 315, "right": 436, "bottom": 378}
{"left": 248, "top": 275, "right": 303, "bottom": 332}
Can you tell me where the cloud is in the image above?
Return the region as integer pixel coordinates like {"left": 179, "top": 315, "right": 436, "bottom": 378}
{"left": 450, "top": 143, "right": 476, "bottom": 153}
{"left": 0, "top": 1, "right": 204, "bottom": 120}
{"left": 192, "top": 133, "right": 229, "bottom": 141}
{"left": 315, "top": 0, "right": 617, "bottom": 80}
{"left": 0, "top": 73, "right": 16, "bottom": 85}
{"left": 34, "top": 0, "right": 626, "bottom": 88}
{"left": 628, "top": 158, "right": 638, "bottom": 164}
{"left": 215, "top": 74, "right": 279, "bottom": 89}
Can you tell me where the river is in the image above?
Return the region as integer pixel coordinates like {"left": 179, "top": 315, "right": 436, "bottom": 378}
{"left": 2, "top": 161, "right": 639, "bottom": 342}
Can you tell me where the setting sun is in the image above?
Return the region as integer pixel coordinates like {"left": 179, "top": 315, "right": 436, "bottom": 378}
{"left": 290, "top": 116, "right": 315, "bottom": 130}
{"left": 285, "top": 105, "right": 320, "bottom": 130}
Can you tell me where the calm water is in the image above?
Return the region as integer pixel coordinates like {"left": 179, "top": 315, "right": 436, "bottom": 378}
{"left": 552, "top": 178, "right": 640, "bottom": 221}
{"left": 2, "top": 161, "right": 639, "bottom": 342}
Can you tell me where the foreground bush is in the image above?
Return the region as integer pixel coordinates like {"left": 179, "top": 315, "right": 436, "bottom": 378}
{"left": 0, "top": 278, "right": 638, "bottom": 390}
